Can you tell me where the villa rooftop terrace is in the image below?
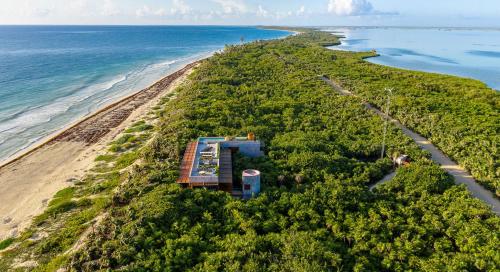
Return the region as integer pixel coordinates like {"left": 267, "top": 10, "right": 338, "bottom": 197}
{"left": 177, "top": 135, "right": 262, "bottom": 192}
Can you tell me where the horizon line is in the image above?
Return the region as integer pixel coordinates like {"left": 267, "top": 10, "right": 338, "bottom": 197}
{"left": 0, "top": 24, "right": 499, "bottom": 29}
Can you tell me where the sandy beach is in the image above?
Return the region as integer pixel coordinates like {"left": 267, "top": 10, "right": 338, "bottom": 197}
{"left": 0, "top": 62, "right": 198, "bottom": 240}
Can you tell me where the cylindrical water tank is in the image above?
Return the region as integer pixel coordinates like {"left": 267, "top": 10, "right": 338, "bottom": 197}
{"left": 242, "top": 169, "right": 261, "bottom": 198}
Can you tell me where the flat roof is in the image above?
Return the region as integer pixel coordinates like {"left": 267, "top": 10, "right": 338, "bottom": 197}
{"left": 243, "top": 169, "right": 260, "bottom": 176}
{"left": 178, "top": 136, "right": 261, "bottom": 185}
{"left": 190, "top": 140, "right": 219, "bottom": 178}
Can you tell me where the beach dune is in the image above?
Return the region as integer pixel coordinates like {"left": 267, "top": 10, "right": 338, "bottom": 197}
{"left": 0, "top": 62, "right": 197, "bottom": 240}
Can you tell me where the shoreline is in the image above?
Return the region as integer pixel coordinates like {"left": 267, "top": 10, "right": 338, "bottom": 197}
{"left": 0, "top": 29, "right": 295, "bottom": 241}
{"left": 0, "top": 61, "right": 199, "bottom": 240}
{"left": 328, "top": 29, "right": 499, "bottom": 91}
{"left": 0, "top": 58, "right": 206, "bottom": 170}
{"left": 0, "top": 30, "right": 293, "bottom": 166}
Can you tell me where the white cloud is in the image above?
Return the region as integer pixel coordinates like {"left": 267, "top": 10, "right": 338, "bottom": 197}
{"left": 171, "top": 0, "right": 191, "bottom": 15}
{"left": 136, "top": 5, "right": 168, "bottom": 17}
{"left": 274, "top": 11, "right": 290, "bottom": 20}
{"left": 200, "top": 11, "right": 215, "bottom": 21}
{"left": 254, "top": 5, "right": 308, "bottom": 21}
{"left": 199, "top": 11, "right": 217, "bottom": 21}
{"left": 296, "top": 6, "right": 306, "bottom": 16}
{"left": 256, "top": 5, "right": 268, "bottom": 17}
{"left": 21, "top": 2, "right": 54, "bottom": 18}
{"left": 135, "top": 5, "right": 151, "bottom": 17}
{"left": 101, "top": 0, "right": 120, "bottom": 16}
{"left": 328, "top": 0, "right": 373, "bottom": 16}
{"left": 31, "top": 8, "right": 52, "bottom": 17}
{"left": 69, "top": 0, "right": 88, "bottom": 12}
{"left": 155, "top": 8, "right": 167, "bottom": 16}
{"left": 212, "top": 0, "right": 247, "bottom": 14}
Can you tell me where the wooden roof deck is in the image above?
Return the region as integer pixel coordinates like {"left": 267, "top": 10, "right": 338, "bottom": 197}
{"left": 219, "top": 149, "right": 233, "bottom": 184}
{"left": 177, "top": 141, "right": 197, "bottom": 184}
{"left": 178, "top": 141, "right": 233, "bottom": 186}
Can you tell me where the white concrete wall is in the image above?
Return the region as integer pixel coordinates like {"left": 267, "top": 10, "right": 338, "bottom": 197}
{"left": 242, "top": 174, "right": 261, "bottom": 198}
{"left": 222, "top": 141, "right": 263, "bottom": 157}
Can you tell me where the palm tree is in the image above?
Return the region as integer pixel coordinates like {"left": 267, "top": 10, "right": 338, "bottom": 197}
{"left": 295, "top": 174, "right": 304, "bottom": 185}
{"left": 277, "top": 175, "right": 286, "bottom": 186}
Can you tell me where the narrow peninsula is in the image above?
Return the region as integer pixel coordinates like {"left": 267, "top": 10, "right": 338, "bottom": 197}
{"left": 0, "top": 29, "right": 499, "bottom": 272}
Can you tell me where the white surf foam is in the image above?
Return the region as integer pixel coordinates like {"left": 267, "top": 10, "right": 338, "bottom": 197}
{"left": 0, "top": 52, "right": 213, "bottom": 162}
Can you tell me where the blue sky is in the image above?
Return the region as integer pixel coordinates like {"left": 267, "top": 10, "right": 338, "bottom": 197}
{"left": 1, "top": 0, "right": 499, "bottom": 26}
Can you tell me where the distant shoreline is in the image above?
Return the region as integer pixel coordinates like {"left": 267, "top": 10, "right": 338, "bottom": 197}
{"left": 326, "top": 27, "right": 500, "bottom": 91}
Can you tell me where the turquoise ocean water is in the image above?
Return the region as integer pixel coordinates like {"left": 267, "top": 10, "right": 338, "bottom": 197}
{"left": 0, "top": 26, "right": 289, "bottom": 162}
{"left": 327, "top": 27, "right": 500, "bottom": 90}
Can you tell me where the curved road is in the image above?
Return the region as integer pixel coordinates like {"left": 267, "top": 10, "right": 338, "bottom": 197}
{"left": 322, "top": 77, "right": 500, "bottom": 215}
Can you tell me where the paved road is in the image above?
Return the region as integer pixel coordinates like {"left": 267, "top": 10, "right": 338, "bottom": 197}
{"left": 322, "top": 77, "right": 500, "bottom": 215}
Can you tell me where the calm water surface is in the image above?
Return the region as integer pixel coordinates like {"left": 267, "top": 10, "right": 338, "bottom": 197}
{"left": 326, "top": 27, "right": 500, "bottom": 90}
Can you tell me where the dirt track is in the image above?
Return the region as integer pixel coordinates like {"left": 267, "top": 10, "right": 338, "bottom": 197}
{"left": 322, "top": 76, "right": 500, "bottom": 215}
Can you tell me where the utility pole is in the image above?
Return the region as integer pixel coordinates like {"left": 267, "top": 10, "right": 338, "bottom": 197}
{"left": 381, "top": 88, "right": 393, "bottom": 160}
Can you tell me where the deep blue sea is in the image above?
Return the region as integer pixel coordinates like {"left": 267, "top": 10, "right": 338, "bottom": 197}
{"left": 0, "top": 26, "right": 289, "bottom": 162}
{"left": 326, "top": 27, "right": 500, "bottom": 90}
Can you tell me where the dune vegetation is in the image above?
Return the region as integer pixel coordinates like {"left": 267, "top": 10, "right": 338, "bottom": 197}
{"left": 0, "top": 30, "right": 498, "bottom": 271}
